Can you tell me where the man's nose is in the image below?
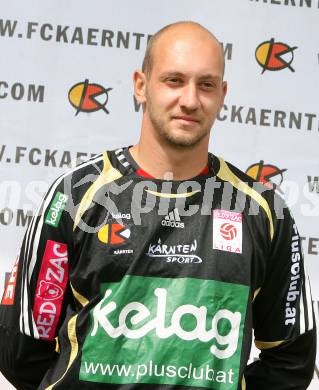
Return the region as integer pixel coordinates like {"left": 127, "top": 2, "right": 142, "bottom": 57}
{"left": 179, "top": 83, "right": 200, "bottom": 111}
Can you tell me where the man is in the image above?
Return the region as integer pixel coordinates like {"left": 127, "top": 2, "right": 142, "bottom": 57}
{"left": 0, "top": 21, "right": 316, "bottom": 390}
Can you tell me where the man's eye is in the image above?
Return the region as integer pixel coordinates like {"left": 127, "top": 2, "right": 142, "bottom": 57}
{"left": 166, "top": 78, "right": 182, "bottom": 84}
{"left": 200, "top": 82, "right": 215, "bottom": 90}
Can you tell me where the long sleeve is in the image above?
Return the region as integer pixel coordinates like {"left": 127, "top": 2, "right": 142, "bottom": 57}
{"left": 245, "top": 204, "right": 316, "bottom": 389}
{"left": 0, "top": 178, "right": 74, "bottom": 389}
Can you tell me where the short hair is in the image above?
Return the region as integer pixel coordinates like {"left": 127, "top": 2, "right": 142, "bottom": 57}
{"left": 142, "top": 21, "right": 225, "bottom": 79}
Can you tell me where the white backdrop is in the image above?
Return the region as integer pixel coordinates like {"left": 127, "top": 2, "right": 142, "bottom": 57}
{"left": 0, "top": 1, "right": 318, "bottom": 388}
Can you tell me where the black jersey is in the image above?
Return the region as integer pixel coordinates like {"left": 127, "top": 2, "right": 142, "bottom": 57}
{"left": 0, "top": 147, "right": 316, "bottom": 390}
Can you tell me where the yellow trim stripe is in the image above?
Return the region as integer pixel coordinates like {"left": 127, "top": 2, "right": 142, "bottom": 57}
{"left": 70, "top": 283, "right": 89, "bottom": 307}
{"left": 45, "top": 315, "right": 79, "bottom": 390}
{"left": 242, "top": 374, "right": 246, "bottom": 390}
{"left": 253, "top": 288, "right": 261, "bottom": 301}
{"left": 54, "top": 337, "right": 59, "bottom": 353}
{"left": 255, "top": 339, "right": 285, "bottom": 350}
{"left": 145, "top": 189, "right": 200, "bottom": 199}
{"left": 216, "top": 158, "right": 274, "bottom": 240}
{"left": 73, "top": 151, "right": 123, "bottom": 230}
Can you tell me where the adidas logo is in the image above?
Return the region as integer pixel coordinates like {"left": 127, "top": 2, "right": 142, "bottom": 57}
{"left": 161, "top": 208, "right": 184, "bottom": 229}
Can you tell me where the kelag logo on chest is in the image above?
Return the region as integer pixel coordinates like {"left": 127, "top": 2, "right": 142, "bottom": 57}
{"left": 80, "top": 275, "right": 248, "bottom": 389}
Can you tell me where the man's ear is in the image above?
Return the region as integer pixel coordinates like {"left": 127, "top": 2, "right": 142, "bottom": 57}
{"left": 219, "top": 80, "right": 227, "bottom": 111}
{"left": 133, "top": 70, "right": 147, "bottom": 104}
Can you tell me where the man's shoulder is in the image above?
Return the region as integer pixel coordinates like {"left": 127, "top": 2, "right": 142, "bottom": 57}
{"left": 214, "top": 155, "right": 265, "bottom": 190}
{"left": 69, "top": 152, "right": 105, "bottom": 177}
{"left": 61, "top": 147, "right": 129, "bottom": 183}
{"left": 55, "top": 152, "right": 104, "bottom": 190}
{"left": 214, "top": 155, "right": 289, "bottom": 225}
{"left": 50, "top": 147, "right": 130, "bottom": 197}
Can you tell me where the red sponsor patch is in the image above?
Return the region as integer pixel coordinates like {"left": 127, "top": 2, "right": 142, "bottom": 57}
{"left": 1, "top": 256, "right": 19, "bottom": 305}
{"left": 33, "top": 240, "right": 68, "bottom": 340}
{"left": 36, "top": 280, "right": 64, "bottom": 301}
{"left": 213, "top": 210, "right": 242, "bottom": 253}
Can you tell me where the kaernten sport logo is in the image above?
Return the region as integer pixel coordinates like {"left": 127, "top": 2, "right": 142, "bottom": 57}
{"left": 220, "top": 223, "right": 237, "bottom": 241}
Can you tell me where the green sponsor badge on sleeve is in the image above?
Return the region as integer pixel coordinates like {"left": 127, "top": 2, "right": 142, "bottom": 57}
{"left": 45, "top": 192, "right": 68, "bottom": 228}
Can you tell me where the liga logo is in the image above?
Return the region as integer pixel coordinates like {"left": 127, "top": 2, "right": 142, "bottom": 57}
{"left": 220, "top": 223, "right": 237, "bottom": 241}
{"left": 213, "top": 210, "right": 242, "bottom": 253}
{"left": 68, "top": 79, "right": 112, "bottom": 115}
{"left": 255, "top": 38, "right": 297, "bottom": 73}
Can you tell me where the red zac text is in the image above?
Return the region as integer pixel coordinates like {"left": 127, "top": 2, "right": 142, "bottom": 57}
{"left": 33, "top": 240, "right": 68, "bottom": 339}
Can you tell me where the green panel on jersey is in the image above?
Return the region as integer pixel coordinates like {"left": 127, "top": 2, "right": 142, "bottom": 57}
{"left": 80, "top": 275, "right": 249, "bottom": 389}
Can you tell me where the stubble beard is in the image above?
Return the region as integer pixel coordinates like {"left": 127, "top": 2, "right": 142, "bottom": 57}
{"left": 146, "top": 94, "right": 211, "bottom": 149}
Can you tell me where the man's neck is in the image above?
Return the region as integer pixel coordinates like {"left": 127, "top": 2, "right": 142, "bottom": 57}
{"left": 129, "top": 132, "right": 209, "bottom": 181}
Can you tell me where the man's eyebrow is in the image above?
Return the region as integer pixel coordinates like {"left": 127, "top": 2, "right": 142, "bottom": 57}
{"left": 159, "top": 72, "right": 221, "bottom": 82}
{"left": 198, "top": 74, "right": 222, "bottom": 82}
{"left": 159, "top": 71, "right": 184, "bottom": 79}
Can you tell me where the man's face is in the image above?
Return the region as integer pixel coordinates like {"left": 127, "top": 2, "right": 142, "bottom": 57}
{"left": 139, "top": 29, "right": 227, "bottom": 148}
